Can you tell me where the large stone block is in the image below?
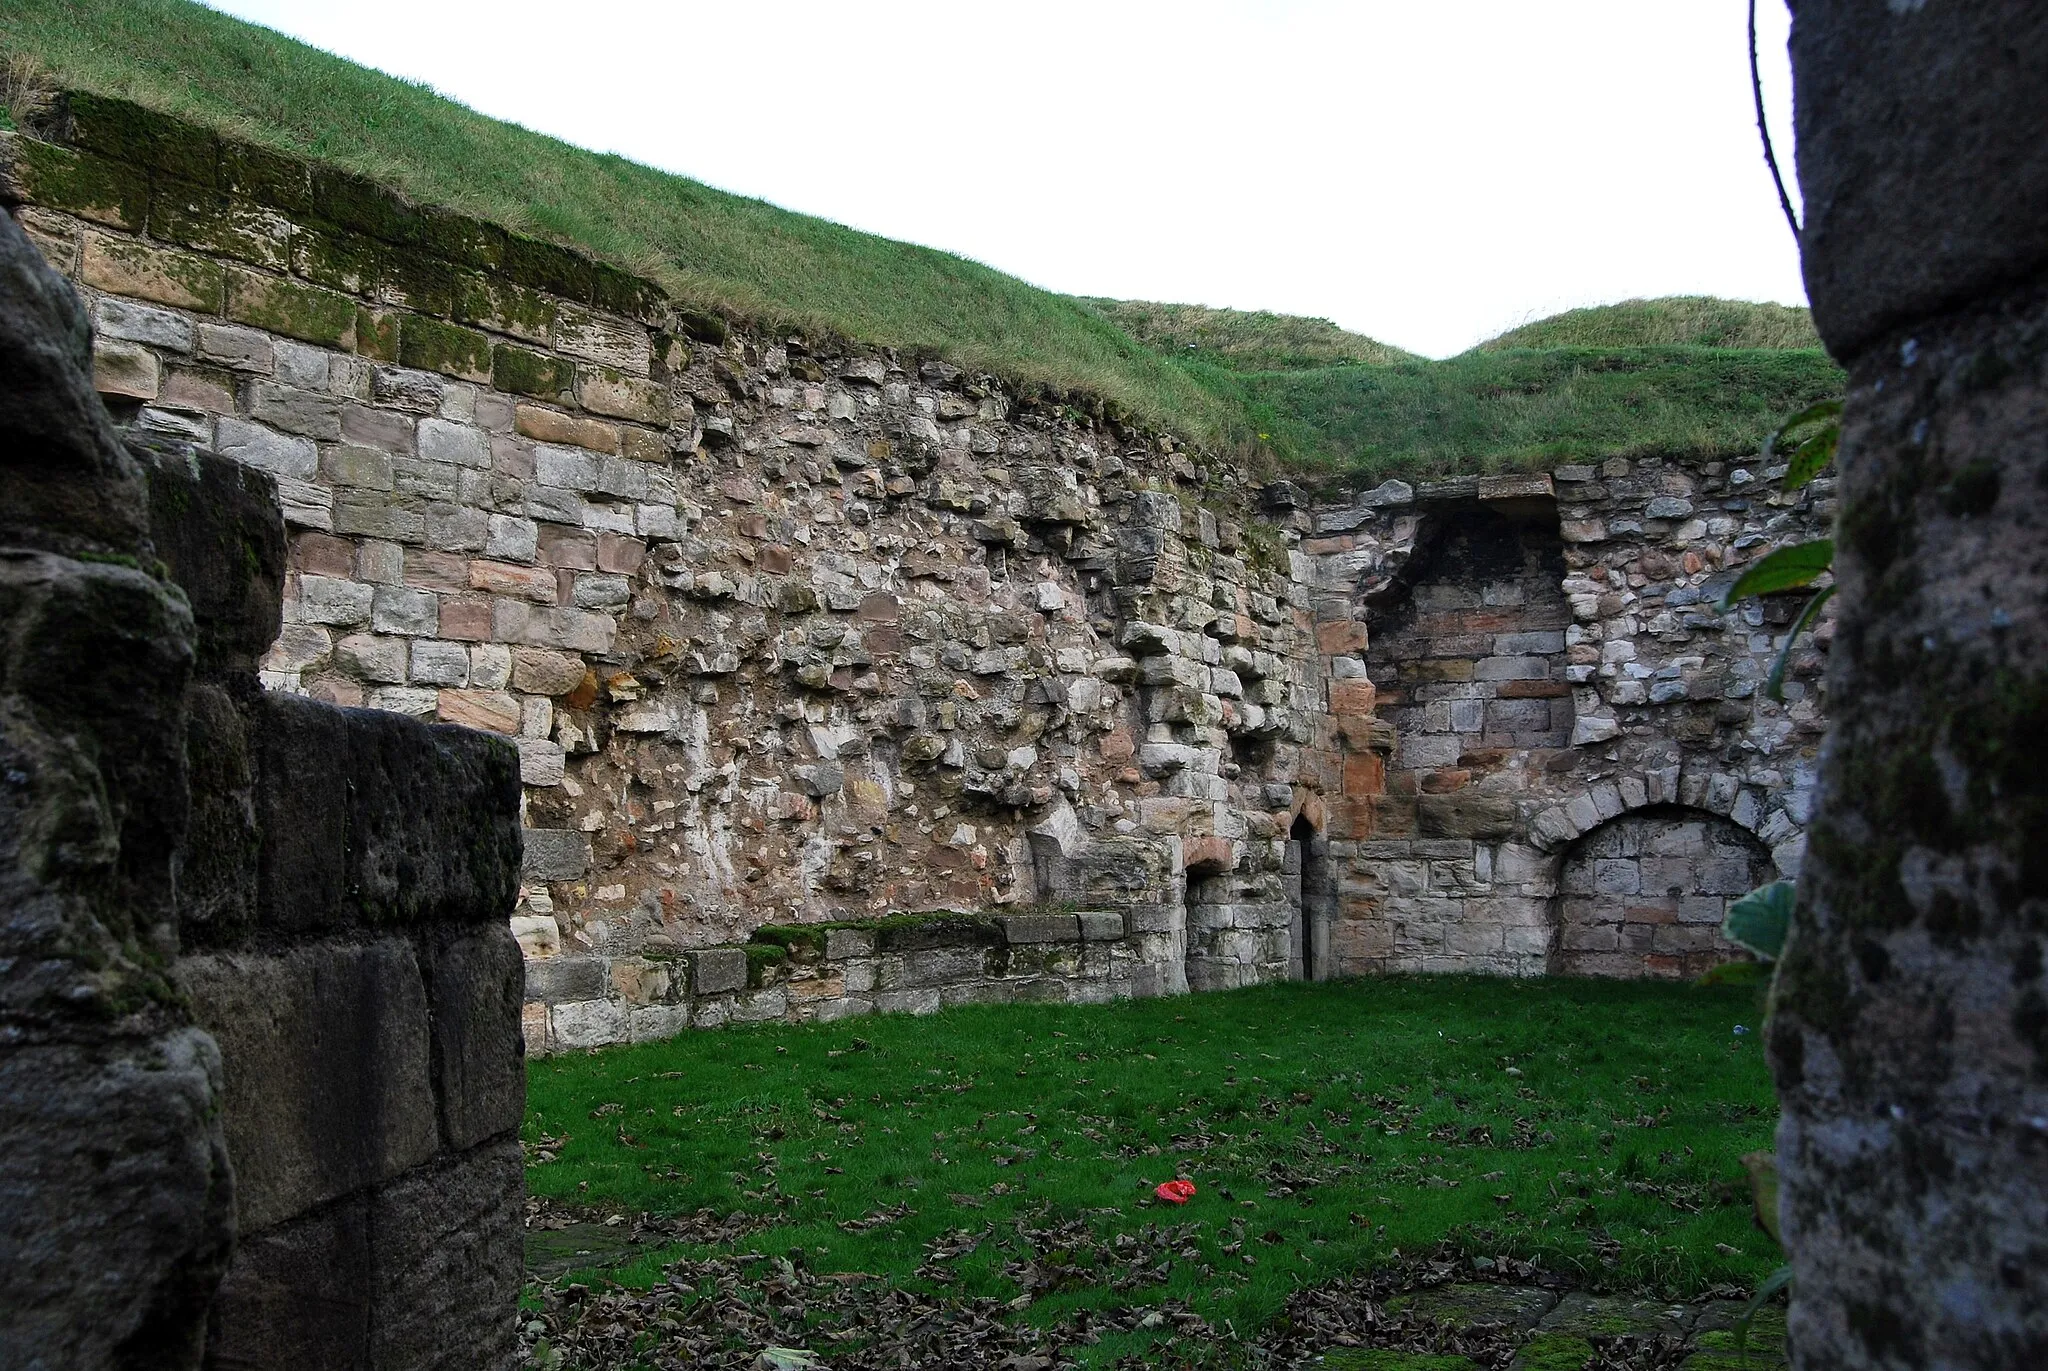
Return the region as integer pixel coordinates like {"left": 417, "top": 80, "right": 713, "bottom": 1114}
{"left": 1002, "top": 912, "right": 1081, "bottom": 944}
{"left": 138, "top": 443, "right": 286, "bottom": 676}
{"left": 521, "top": 827, "right": 591, "bottom": 882}
{"left": 178, "top": 941, "right": 439, "bottom": 1232}
{"left": 426, "top": 927, "right": 526, "bottom": 1151}
{"left": 689, "top": 947, "right": 748, "bottom": 995}
{"left": 244, "top": 691, "right": 522, "bottom": 941}
{"left": 368, "top": 1140, "right": 523, "bottom": 1371}
{"left": 202, "top": 1193, "right": 372, "bottom": 1371}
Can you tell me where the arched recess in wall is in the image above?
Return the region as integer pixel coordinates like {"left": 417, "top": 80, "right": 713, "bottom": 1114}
{"left": 1285, "top": 812, "right": 1333, "bottom": 982}
{"left": 1552, "top": 804, "right": 1773, "bottom": 979}
{"left": 1361, "top": 497, "right": 1575, "bottom": 833}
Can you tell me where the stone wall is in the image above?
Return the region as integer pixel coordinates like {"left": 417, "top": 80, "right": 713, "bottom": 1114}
{"left": 0, "top": 199, "right": 526, "bottom": 1368}
{"left": 0, "top": 93, "right": 1837, "bottom": 1057}
{"left": 1287, "top": 458, "right": 1832, "bottom": 979}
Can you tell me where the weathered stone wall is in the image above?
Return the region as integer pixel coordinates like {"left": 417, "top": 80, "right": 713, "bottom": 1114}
{"left": 0, "top": 195, "right": 527, "bottom": 1368}
{"left": 1288, "top": 458, "right": 1832, "bottom": 979}
{"left": 1, "top": 94, "right": 1839, "bottom": 1059}
{"left": 0, "top": 96, "right": 1337, "bottom": 1055}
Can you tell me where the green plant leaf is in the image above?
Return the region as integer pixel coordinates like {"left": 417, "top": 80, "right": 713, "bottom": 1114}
{"left": 1725, "top": 881, "right": 1794, "bottom": 962}
{"left": 1762, "top": 398, "right": 1842, "bottom": 461}
{"left": 1721, "top": 539, "right": 1834, "bottom": 608}
{"left": 1783, "top": 422, "right": 1839, "bottom": 491}
{"left": 1765, "top": 584, "right": 1835, "bottom": 701}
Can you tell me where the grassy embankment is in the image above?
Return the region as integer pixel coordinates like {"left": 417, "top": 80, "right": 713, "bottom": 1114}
{"left": 526, "top": 977, "right": 1777, "bottom": 1362}
{"left": 3, "top": 0, "right": 1842, "bottom": 479}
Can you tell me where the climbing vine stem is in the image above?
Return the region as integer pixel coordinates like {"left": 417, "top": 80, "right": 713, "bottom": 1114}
{"left": 1750, "top": 0, "right": 1802, "bottom": 244}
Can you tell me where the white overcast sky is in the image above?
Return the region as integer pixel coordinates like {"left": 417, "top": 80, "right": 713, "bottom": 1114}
{"left": 201, "top": 1, "right": 1801, "bottom": 359}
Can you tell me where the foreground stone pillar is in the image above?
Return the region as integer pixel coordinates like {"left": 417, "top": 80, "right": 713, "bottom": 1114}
{"left": 0, "top": 186, "right": 526, "bottom": 1366}
{"left": 0, "top": 206, "right": 233, "bottom": 1367}
{"left": 1773, "top": 4, "right": 2048, "bottom": 1367}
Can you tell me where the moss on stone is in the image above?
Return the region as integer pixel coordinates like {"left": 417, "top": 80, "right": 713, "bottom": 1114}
{"left": 82, "top": 235, "right": 225, "bottom": 312}
{"left": 460, "top": 276, "right": 557, "bottom": 344}
{"left": 291, "top": 224, "right": 392, "bottom": 296}
{"left": 308, "top": 163, "right": 420, "bottom": 244}
{"left": 398, "top": 314, "right": 492, "bottom": 382}
{"left": 62, "top": 90, "right": 217, "bottom": 184}
{"left": 491, "top": 343, "right": 571, "bottom": 399}
{"left": 355, "top": 308, "right": 399, "bottom": 363}
{"left": 745, "top": 910, "right": 1003, "bottom": 959}
{"left": 749, "top": 924, "right": 827, "bottom": 958}
{"left": 501, "top": 232, "right": 593, "bottom": 302}
{"left": 589, "top": 259, "right": 664, "bottom": 321}
{"left": 6, "top": 136, "right": 148, "bottom": 230}
{"left": 224, "top": 269, "right": 357, "bottom": 349}
{"left": 1512, "top": 1334, "right": 1594, "bottom": 1371}
{"left": 379, "top": 252, "right": 466, "bottom": 319}
{"left": 146, "top": 185, "right": 289, "bottom": 270}
{"left": 217, "top": 135, "right": 311, "bottom": 215}
{"left": 417, "top": 202, "right": 507, "bottom": 272}
{"left": 744, "top": 942, "right": 788, "bottom": 988}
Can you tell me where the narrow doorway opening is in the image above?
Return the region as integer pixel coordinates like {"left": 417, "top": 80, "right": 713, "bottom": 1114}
{"left": 1288, "top": 814, "right": 1325, "bottom": 981}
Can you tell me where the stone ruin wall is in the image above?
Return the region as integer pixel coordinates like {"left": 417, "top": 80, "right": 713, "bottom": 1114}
{"left": 2, "top": 95, "right": 1836, "bottom": 1056}
{"left": 1288, "top": 460, "right": 1831, "bottom": 981}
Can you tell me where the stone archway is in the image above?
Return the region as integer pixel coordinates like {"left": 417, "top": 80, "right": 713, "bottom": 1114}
{"left": 1553, "top": 805, "right": 1774, "bottom": 978}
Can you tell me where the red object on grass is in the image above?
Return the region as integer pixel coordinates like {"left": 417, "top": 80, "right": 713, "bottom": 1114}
{"left": 1154, "top": 1180, "right": 1197, "bottom": 1204}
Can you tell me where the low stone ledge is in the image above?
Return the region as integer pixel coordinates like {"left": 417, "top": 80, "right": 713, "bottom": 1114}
{"left": 689, "top": 947, "right": 748, "bottom": 996}
{"left": 1001, "top": 912, "right": 1081, "bottom": 943}
{"left": 1078, "top": 910, "right": 1126, "bottom": 941}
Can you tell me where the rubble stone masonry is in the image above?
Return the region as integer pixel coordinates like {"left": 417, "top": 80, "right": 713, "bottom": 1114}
{"left": 2, "top": 96, "right": 1835, "bottom": 1053}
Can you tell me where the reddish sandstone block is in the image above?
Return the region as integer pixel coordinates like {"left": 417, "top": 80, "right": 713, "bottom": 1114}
{"left": 1329, "top": 678, "right": 1377, "bottom": 716}
{"left": 1418, "top": 768, "right": 1471, "bottom": 794}
{"left": 1324, "top": 796, "right": 1374, "bottom": 842}
{"left": 439, "top": 689, "right": 521, "bottom": 734}
{"left": 1183, "top": 835, "right": 1235, "bottom": 876}
{"left": 514, "top": 403, "right": 619, "bottom": 453}
{"left": 757, "top": 544, "right": 793, "bottom": 575}
{"left": 1368, "top": 796, "right": 1418, "bottom": 837}
{"left": 468, "top": 560, "right": 556, "bottom": 603}
{"left": 536, "top": 526, "right": 596, "bottom": 570}
{"left": 1497, "top": 679, "right": 1571, "bottom": 698}
{"left": 436, "top": 596, "right": 493, "bottom": 642}
{"left": 161, "top": 366, "right": 236, "bottom": 414}
{"left": 404, "top": 550, "right": 471, "bottom": 593}
{"left": 596, "top": 534, "right": 647, "bottom": 575}
{"left": 1342, "top": 752, "right": 1386, "bottom": 797}
{"left": 1317, "top": 619, "right": 1369, "bottom": 655}
{"left": 292, "top": 532, "right": 357, "bottom": 578}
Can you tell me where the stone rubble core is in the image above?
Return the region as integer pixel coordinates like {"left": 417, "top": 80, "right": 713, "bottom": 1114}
{"left": 2, "top": 95, "right": 1832, "bottom": 1055}
{"left": 0, "top": 175, "right": 528, "bottom": 1369}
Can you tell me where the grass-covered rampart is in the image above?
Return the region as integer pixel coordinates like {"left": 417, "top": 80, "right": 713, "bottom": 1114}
{"left": 1, "top": 0, "right": 1843, "bottom": 479}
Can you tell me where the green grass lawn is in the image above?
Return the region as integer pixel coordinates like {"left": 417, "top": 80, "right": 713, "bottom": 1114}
{"left": 3, "top": 1, "right": 1842, "bottom": 477}
{"left": 525, "top": 976, "right": 1778, "bottom": 1363}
